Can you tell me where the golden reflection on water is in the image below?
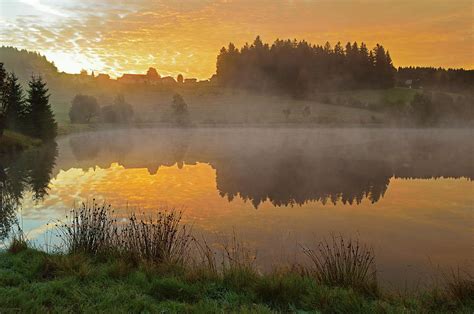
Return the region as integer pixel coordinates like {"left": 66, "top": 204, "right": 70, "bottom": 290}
{"left": 21, "top": 162, "right": 473, "bottom": 285}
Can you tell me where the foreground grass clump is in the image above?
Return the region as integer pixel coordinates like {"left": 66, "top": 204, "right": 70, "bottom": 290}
{"left": 57, "top": 202, "right": 193, "bottom": 264}
{"left": 302, "top": 236, "right": 378, "bottom": 296}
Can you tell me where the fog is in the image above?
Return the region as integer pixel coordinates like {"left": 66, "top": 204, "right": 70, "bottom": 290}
{"left": 55, "top": 127, "right": 473, "bottom": 207}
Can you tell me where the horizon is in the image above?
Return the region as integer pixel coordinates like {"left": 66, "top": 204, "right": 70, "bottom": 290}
{"left": 1, "top": 0, "right": 473, "bottom": 79}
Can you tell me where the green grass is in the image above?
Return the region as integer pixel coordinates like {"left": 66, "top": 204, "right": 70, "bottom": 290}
{"left": 0, "top": 248, "right": 472, "bottom": 313}
{"left": 0, "top": 130, "right": 42, "bottom": 154}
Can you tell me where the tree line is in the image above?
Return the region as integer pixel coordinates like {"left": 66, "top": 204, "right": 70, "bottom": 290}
{"left": 397, "top": 67, "right": 474, "bottom": 92}
{"left": 216, "top": 36, "right": 396, "bottom": 97}
{"left": 70, "top": 93, "right": 189, "bottom": 126}
{"left": 0, "top": 63, "right": 57, "bottom": 140}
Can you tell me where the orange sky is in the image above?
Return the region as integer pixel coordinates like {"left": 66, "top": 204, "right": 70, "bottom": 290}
{"left": 1, "top": 0, "right": 473, "bottom": 79}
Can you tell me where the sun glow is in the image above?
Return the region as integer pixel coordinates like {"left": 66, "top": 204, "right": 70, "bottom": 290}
{"left": 1, "top": 0, "right": 472, "bottom": 78}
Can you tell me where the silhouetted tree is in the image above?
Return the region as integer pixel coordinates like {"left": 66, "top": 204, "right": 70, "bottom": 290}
{"left": 0, "top": 63, "right": 7, "bottom": 137}
{"left": 397, "top": 66, "right": 474, "bottom": 92}
{"left": 3, "top": 73, "right": 26, "bottom": 132}
{"left": 373, "top": 44, "right": 395, "bottom": 88}
{"left": 69, "top": 94, "right": 100, "bottom": 123}
{"left": 24, "top": 76, "right": 57, "bottom": 139}
{"left": 147, "top": 67, "right": 160, "bottom": 79}
{"left": 177, "top": 74, "right": 184, "bottom": 83}
{"left": 215, "top": 37, "right": 396, "bottom": 97}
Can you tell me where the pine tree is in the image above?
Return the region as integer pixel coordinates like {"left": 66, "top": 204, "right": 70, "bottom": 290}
{"left": 4, "top": 73, "right": 26, "bottom": 131}
{"left": 0, "top": 63, "right": 7, "bottom": 136}
{"left": 24, "top": 76, "right": 57, "bottom": 140}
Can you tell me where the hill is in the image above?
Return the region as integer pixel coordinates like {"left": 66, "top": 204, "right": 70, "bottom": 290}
{"left": 0, "top": 46, "right": 59, "bottom": 83}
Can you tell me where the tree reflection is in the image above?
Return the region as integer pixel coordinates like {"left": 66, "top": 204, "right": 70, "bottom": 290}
{"left": 0, "top": 142, "right": 57, "bottom": 239}
{"left": 215, "top": 156, "right": 392, "bottom": 208}
{"left": 62, "top": 129, "right": 473, "bottom": 209}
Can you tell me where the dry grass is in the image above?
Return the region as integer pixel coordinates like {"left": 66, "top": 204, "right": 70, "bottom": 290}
{"left": 7, "top": 225, "right": 28, "bottom": 254}
{"left": 302, "top": 235, "right": 378, "bottom": 295}
{"left": 120, "top": 211, "right": 193, "bottom": 264}
{"left": 443, "top": 269, "right": 474, "bottom": 303}
{"left": 57, "top": 202, "right": 193, "bottom": 265}
{"left": 194, "top": 231, "right": 257, "bottom": 275}
{"left": 57, "top": 202, "right": 118, "bottom": 255}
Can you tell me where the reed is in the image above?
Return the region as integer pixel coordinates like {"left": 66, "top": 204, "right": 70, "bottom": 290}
{"left": 194, "top": 231, "right": 257, "bottom": 274}
{"left": 57, "top": 203, "right": 383, "bottom": 295}
{"left": 120, "top": 211, "right": 193, "bottom": 264}
{"left": 302, "top": 235, "right": 378, "bottom": 295}
{"left": 7, "top": 224, "right": 28, "bottom": 254}
{"left": 57, "top": 202, "right": 193, "bottom": 265}
{"left": 57, "top": 201, "right": 118, "bottom": 255}
{"left": 443, "top": 269, "right": 474, "bottom": 303}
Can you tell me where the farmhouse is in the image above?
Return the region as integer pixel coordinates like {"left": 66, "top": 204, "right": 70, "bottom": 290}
{"left": 118, "top": 67, "right": 161, "bottom": 85}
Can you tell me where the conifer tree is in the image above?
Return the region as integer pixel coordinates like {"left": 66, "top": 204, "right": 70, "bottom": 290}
{"left": 4, "top": 73, "right": 25, "bottom": 131}
{"left": 24, "top": 76, "right": 57, "bottom": 140}
{"left": 0, "top": 63, "right": 7, "bottom": 136}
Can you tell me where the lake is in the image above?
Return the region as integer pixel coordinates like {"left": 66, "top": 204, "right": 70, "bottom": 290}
{"left": 1, "top": 127, "right": 473, "bottom": 288}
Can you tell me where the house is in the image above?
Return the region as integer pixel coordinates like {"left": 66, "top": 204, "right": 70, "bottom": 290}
{"left": 161, "top": 76, "right": 177, "bottom": 85}
{"left": 117, "top": 67, "right": 161, "bottom": 85}
{"left": 403, "top": 78, "right": 421, "bottom": 89}
{"left": 118, "top": 73, "right": 148, "bottom": 84}
{"left": 96, "top": 73, "right": 110, "bottom": 81}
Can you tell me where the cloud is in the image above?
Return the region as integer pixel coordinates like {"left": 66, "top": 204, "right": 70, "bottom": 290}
{"left": 2, "top": 0, "right": 472, "bottom": 79}
{"left": 18, "top": 0, "right": 68, "bottom": 17}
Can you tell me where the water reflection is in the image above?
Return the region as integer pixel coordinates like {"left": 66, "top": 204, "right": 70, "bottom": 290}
{"left": 63, "top": 128, "right": 472, "bottom": 208}
{"left": 0, "top": 143, "right": 58, "bottom": 239}
{"left": 5, "top": 128, "right": 473, "bottom": 286}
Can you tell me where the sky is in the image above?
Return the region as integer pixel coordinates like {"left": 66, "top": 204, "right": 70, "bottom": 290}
{"left": 1, "top": 0, "right": 473, "bottom": 79}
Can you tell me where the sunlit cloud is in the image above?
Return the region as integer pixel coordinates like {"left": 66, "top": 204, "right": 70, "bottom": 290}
{"left": 1, "top": 0, "right": 472, "bottom": 79}
{"left": 18, "top": 0, "right": 68, "bottom": 17}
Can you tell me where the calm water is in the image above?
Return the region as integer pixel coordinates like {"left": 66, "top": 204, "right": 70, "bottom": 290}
{"left": 1, "top": 127, "right": 473, "bottom": 288}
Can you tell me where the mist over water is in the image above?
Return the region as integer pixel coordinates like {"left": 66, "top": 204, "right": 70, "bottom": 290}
{"left": 2, "top": 127, "right": 473, "bottom": 288}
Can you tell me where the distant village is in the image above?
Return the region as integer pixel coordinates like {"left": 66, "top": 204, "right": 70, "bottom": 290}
{"left": 75, "top": 67, "right": 218, "bottom": 87}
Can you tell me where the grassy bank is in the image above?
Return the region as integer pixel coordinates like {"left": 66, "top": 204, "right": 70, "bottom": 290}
{"left": 1, "top": 204, "right": 472, "bottom": 313}
{"left": 0, "top": 130, "right": 42, "bottom": 154}
{"left": 1, "top": 248, "right": 472, "bottom": 313}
